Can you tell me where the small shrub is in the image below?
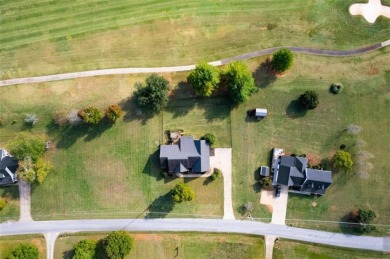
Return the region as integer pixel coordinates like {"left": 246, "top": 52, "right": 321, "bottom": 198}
{"left": 0, "top": 198, "right": 7, "bottom": 211}
{"left": 68, "top": 109, "right": 83, "bottom": 126}
{"left": 105, "top": 105, "right": 123, "bottom": 123}
{"left": 298, "top": 90, "right": 319, "bottom": 110}
{"left": 209, "top": 168, "right": 222, "bottom": 181}
{"left": 260, "top": 177, "right": 273, "bottom": 191}
{"left": 201, "top": 133, "right": 217, "bottom": 146}
{"left": 330, "top": 83, "right": 343, "bottom": 94}
{"left": 78, "top": 107, "right": 102, "bottom": 125}
{"left": 24, "top": 114, "right": 38, "bottom": 125}
{"left": 52, "top": 111, "right": 69, "bottom": 126}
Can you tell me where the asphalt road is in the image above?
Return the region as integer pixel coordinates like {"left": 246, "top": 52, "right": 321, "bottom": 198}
{"left": 1, "top": 218, "right": 388, "bottom": 252}
{"left": 0, "top": 39, "right": 389, "bottom": 87}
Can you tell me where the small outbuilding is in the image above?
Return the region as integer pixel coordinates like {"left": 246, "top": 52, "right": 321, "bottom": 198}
{"left": 248, "top": 108, "right": 268, "bottom": 120}
{"left": 259, "top": 166, "right": 270, "bottom": 177}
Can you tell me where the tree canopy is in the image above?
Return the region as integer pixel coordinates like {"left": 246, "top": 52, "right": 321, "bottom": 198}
{"left": 103, "top": 231, "right": 134, "bottom": 259}
{"left": 201, "top": 133, "right": 217, "bottom": 147}
{"left": 78, "top": 107, "right": 102, "bottom": 125}
{"left": 334, "top": 150, "right": 353, "bottom": 172}
{"left": 298, "top": 90, "right": 319, "bottom": 110}
{"left": 188, "top": 62, "right": 220, "bottom": 97}
{"left": 353, "top": 209, "right": 377, "bottom": 233}
{"left": 134, "top": 74, "right": 170, "bottom": 112}
{"left": 105, "top": 105, "right": 123, "bottom": 123}
{"left": 7, "top": 132, "right": 46, "bottom": 162}
{"left": 7, "top": 243, "right": 39, "bottom": 259}
{"left": 72, "top": 239, "right": 98, "bottom": 259}
{"left": 270, "top": 48, "right": 294, "bottom": 73}
{"left": 171, "top": 183, "right": 195, "bottom": 203}
{"left": 224, "top": 61, "right": 256, "bottom": 104}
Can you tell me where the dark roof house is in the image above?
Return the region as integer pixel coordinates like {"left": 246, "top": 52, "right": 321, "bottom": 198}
{"left": 160, "top": 136, "right": 210, "bottom": 174}
{"left": 273, "top": 154, "right": 332, "bottom": 195}
{"left": 0, "top": 149, "right": 18, "bottom": 185}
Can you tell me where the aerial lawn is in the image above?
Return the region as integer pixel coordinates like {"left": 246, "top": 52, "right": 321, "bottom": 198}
{"left": 54, "top": 232, "right": 264, "bottom": 259}
{"left": 0, "top": 186, "right": 19, "bottom": 223}
{"left": 273, "top": 239, "right": 387, "bottom": 259}
{"left": 0, "top": 235, "right": 46, "bottom": 259}
{"left": 1, "top": 0, "right": 390, "bottom": 78}
{"left": 231, "top": 49, "right": 390, "bottom": 231}
{"left": 0, "top": 74, "right": 225, "bottom": 220}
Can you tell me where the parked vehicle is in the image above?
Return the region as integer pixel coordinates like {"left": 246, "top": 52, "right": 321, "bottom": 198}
{"left": 275, "top": 185, "right": 281, "bottom": 197}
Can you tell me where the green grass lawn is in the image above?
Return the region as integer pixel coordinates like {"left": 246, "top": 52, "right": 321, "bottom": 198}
{"left": 0, "top": 74, "right": 225, "bottom": 220}
{"left": 0, "top": 235, "right": 46, "bottom": 259}
{"left": 273, "top": 239, "right": 387, "bottom": 259}
{"left": 54, "top": 232, "right": 264, "bottom": 259}
{"left": 1, "top": 0, "right": 390, "bottom": 78}
{"left": 0, "top": 186, "right": 19, "bottom": 223}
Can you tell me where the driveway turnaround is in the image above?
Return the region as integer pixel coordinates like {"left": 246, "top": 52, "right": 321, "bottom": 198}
{"left": 1, "top": 219, "right": 388, "bottom": 253}
{"left": 271, "top": 185, "right": 289, "bottom": 225}
{"left": 210, "top": 148, "right": 235, "bottom": 220}
{"left": 0, "top": 40, "right": 389, "bottom": 87}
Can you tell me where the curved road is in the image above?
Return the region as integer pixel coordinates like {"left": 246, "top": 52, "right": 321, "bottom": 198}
{"left": 0, "top": 219, "right": 389, "bottom": 252}
{"left": 1, "top": 39, "right": 389, "bottom": 87}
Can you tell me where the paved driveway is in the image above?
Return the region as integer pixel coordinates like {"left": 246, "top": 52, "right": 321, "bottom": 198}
{"left": 271, "top": 185, "right": 288, "bottom": 225}
{"left": 209, "top": 148, "right": 235, "bottom": 220}
{"left": 18, "top": 180, "right": 33, "bottom": 222}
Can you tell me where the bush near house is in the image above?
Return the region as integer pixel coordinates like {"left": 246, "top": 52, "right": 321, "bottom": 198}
{"left": 78, "top": 107, "right": 102, "bottom": 125}
{"left": 260, "top": 177, "right": 273, "bottom": 191}
{"left": 171, "top": 183, "right": 195, "bottom": 203}
{"left": 7, "top": 132, "right": 46, "bottom": 162}
{"left": 334, "top": 150, "right": 353, "bottom": 172}
{"left": 201, "top": 133, "right": 217, "bottom": 147}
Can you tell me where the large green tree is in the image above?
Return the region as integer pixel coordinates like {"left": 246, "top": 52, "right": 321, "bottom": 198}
{"left": 7, "top": 132, "right": 46, "bottom": 162}
{"left": 188, "top": 62, "right": 220, "bottom": 97}
{"left": 103, "top": 231, "right": 134, "bottom": 259}
{"left": 134, "top": 74, "right": 170, "bottom": 112}
{"left": 171, "top": 183, "right": 195, "bottom": 203}
{"left": 270, "top": 48, "right": 294, "bottom": 73}
{"left": 7, "top": 243, "right": 39, "bottom": 259}
{"left": 72, "top": 239, "right": 98, "bottom": 259}
{"left": 353, "top": 209, "right": 377, "bottom": 233}
{"left": 298, "top": 90, "right": 319, "bottom": 110}
{"left": 334, "top": 150, "right": 353, "bottom": 172}
{"left": 224, "top": 61, "right": 256, "bottom": 104}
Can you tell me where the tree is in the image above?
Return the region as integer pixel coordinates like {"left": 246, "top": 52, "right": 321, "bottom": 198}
{"left": 52, "top": 110, "right": 69, "bottom": 126}
{"left": 346, "top": 124, "right": 362, "bottom": 135}
{"left": 260, "top": 177, "right": 273, "bottom": 191}
{"left": 24, "top": 114, "right": 38, "bottom": 126}
{"left": 353, "top": 209, "right": 377, "bottom": 233}
{"left": 103, "top": 231, "right": 134, "bottom": 259}
{"left": 201, "top": 133, "right": 217, "bottom": 147}
{"left": 224, "top": 61, "right": 256, "bottom": 104}
{"left": 298, "top": 90, "right": 319, "bottom": 110}
{"left": 34, "top": 158, "right": 52, "bottom": 184}
{"left": 334, "top": 150, "right": 353, "bottom": 172}
{"left": 0, "top": 198, "right": 7, "bottom": 211}
{"left": 105, "top": 105, "right": 123, "bottom": 123}
{"left": 68, "top": 109, "right": 83, "bottom": 126}
{"left": 78, "top": 107, "right": 102, "bottom": 125}
{"left": 7, "top": 132, "right": 46, "bottom": 162}
{"left": 17, "top": 157, "right": 36, "bottom": 183}
{"left": 270, "top": 48, "right": 294, "bottom": 73}
{"left": 188, "top": 62, "right": 220, "bottom": 97}
{"left": 134, "top": 74, "right": 170, "bottom": 112}
{"left": 209, "top": 168, "right": 222, "bottom": 181}
{"left": 7, "top": 243, "right": 39, "bottom": 259}
{"left": 171, "top": 183, "right": 195, "bottom": 203}
{"left": 72, "top": 239, "right": 98, "bottom": 259}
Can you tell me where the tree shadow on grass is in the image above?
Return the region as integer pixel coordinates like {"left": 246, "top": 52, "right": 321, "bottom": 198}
{"left": 1, "top": 185, "right": 19, "bottom": 199}
{"left": 145, "top": 192, "right": 175, "bottom": 218}
{"left": 120, "top": 96, "right": 155, "bottom": 125}
{"left": 252, "top": 58, "right": 277, "bottom": 88}
{"left": 339, "top": 212, "right": 361, "bottom": 235}
{"left": 83, "top": 118, "right": 113, "bottom": 142}
{"left": 55, "top": 125, "right": 89, "bottom": 149}
{"left": 286, "top": 99, "right": 307, "bottom": 118}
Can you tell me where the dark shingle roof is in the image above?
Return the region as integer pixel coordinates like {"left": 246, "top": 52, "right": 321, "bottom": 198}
{"left": 0, "top": 149, "right": 18, "bottom": 185}
{"left": 160, "top": 136, "right": 210, "bottom": 173}
{"left": 301, "top": 169, "right": 332, "bottom": 195}
{"left": 275, "top": 156, "right": 306, "bottom": 186}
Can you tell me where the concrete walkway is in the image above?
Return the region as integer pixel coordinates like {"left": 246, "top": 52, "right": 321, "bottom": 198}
{"left": 18, "top": 180, "right": 33, "bottom": 222}
{"left": 210, "top": 148, "right": 235, "bottom": 220}
{"left": 271, "top": 185, "right": 289, "bottom": 225}
{"left": 44, "top": 232, "right": 59, "bottom": 259}
{"left": 0, "top": 40, "right": 389, "bottom": 87}
{"left": 265, "top": 235, "right": 277, "bottom": 259}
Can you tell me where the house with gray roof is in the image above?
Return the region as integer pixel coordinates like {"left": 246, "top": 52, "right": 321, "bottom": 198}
{"left": 0, "top": 149, "right": 18, "bottom": 185}
{"left": 273, "top": 153, "right": 332, "bottom": 195}
{"left": 160, "top": 136, "right": 210, "bottom": 174}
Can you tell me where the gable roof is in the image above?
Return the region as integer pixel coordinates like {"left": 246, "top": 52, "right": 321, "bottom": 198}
{"left": 301, "top": 169, "right": 332, "bottom": 195}
{"left": 0, "top": 149, "right": 18, "bottom": 185}
{"left": 274, "top": 156, "right": 307, "bottom": 186}
{"left": 160, "top": 136, "right": 210, "bottom": 173}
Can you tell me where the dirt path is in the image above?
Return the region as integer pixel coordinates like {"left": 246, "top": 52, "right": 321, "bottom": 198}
{"left": 0, "top": 40, "right": 388, "bottom": 87}
{"left": 18, "top": 180, "right": 33, "bottom": 222}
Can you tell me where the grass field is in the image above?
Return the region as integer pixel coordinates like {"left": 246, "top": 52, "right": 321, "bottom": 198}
{"left": 0, "top": 235, "right": 46, "bottom": 259}
{"left": 1, "top": 0, "right": 390, "bottom": 78}
{"left": 54, "top": 232, "right": 264, "bottom": 259}
{"left": 0, "top": 48, "right": 389, "bottom": 232}
{"left": 273, "top": 239, "right": 387, "bottom": 259}
{"left": 0, "top": 186, "right": 19, "bottom": 222}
